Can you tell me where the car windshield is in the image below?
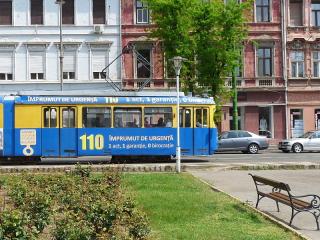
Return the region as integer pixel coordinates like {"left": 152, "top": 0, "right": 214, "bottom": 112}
{"left": 298, "top": 131, "right": 314, "bottom": 138}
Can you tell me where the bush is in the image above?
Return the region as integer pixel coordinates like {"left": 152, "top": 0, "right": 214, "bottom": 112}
{"left": 0, "top": 166, "right": 150, "bottom": 240}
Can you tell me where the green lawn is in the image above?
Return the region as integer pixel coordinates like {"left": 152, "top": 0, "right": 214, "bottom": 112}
{"left": 123, "top": 173, "right": 302, "bottom": 240}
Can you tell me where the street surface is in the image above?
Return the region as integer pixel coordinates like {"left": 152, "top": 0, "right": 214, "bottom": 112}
{"left": 183, "top": 150, "right": 320, "bottom": 164}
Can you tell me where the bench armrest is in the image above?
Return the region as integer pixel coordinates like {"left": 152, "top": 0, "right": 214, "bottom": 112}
{"left": 291, "top": 194, "right": 320, "bottom": 208}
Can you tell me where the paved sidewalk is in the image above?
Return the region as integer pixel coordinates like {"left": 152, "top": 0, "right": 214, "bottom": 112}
{"left": 190, "top": 169, "right": 320, "bottom": 240}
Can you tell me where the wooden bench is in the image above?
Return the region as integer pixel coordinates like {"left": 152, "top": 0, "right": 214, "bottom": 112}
{"left": 249, "top": 174, "right": 320, "bottom": 230}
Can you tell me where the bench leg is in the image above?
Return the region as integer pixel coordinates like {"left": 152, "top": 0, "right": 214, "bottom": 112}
{"left": 276, "top": 201, "right": 279, "bottom": 212}
{"left": 289, "top": 208, "right": 299, "bottom": 226}
{"left": 312, "top": 212, "right": 320, "bottom": 230}
{"left": 256, "top": 195, "right": 264, "bottom": 208}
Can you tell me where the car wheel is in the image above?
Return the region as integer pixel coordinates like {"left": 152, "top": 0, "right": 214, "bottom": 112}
{"left": 292, "top": 143, "right": 303, "bottom": 153}
{"left": 282, "top": 150, "right": 290, "bottom": 153}
{"left": 248, "top": 143, "right": 259, "bottom": 154}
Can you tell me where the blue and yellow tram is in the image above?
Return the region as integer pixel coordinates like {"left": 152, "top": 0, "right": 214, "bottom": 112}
{"left": 0, "top": 92, "right": 218, "bottom": 160}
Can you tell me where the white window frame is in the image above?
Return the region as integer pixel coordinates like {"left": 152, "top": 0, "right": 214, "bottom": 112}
{"left": 91, "top": 51, "right": 107, "bottom": 80}
{"left": 311, "top": 0, "right": 320, "bottom": 27}
{"left": 29, "top": 51, "right": 45, "bottom": 80}
{"left": 290, "top": 51, "right": 304, "bottom": 78}
{"left": 0, "top": 50, "right": 13, "bottom": 81}
{"left": 313, "top": 51, "right": 320, "bottom": 77}
{"left": 63, "top": 51, "right": 76, "bottom": 80}
{"left": 135, "top": 0, "right": 150, "bottom": 24}
{"left": 0, "top": 44, "right": 16, "bottom": 82}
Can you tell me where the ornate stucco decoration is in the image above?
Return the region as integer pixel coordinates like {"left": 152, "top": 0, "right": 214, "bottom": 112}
{"left": 288, "top": 39, "right": 305, "bottom": 50}
{"left": 311, "top": 40, "right": 320, "bottom": 50}
{"left": 86, "top": 41, "right": 112, "bottom": 51}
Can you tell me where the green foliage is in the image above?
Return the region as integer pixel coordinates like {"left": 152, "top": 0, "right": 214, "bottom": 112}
{"left": 144, "top": 0, "right": 253, "bottom": 120}
{"left": 0, "top": 167, "right": 150, "bottom": 240}
{"left": 0, "top": 210, "right": 31, "bottom": 240}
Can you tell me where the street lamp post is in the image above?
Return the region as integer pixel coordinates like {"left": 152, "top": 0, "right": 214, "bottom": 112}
{"left": 171, "top": 56, "right": 185, "bottom": 173}
{"left": 55, "top": 0, "right": 64, "bottom": 91}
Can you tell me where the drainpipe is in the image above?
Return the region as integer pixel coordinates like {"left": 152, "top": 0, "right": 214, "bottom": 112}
{"left": 281, "top": 0, "right": 289, "bottom": 139}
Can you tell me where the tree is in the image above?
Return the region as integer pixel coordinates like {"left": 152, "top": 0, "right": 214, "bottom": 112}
{"left": 144, "top": 0, "right": 199, "bottom": 93}
{"left": 145, "top": 0, "right": 252, "bottom": 126}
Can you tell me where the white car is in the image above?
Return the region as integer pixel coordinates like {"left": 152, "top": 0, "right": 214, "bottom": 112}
{"left": 278, "top": 131, "right": 320, "bottom": 153}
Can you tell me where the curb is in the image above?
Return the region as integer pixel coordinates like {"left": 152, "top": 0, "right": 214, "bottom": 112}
{"left": 1, "top": 162, "right": 320, "bottom": 174}
{"left": 0, "top": 164, "right": 181, "bottom": 174}
{"left": 195, "top": 176, "right": 310, "bottom": 240}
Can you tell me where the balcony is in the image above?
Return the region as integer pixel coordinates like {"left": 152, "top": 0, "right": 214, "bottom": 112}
{"left": 123, "top": 78, "right": 177, "bottom": 90}
{"left": 225, "top": 78, "right": 243, "bottom": 87}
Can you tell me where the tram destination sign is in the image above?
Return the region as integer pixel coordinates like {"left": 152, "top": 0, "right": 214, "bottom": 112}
{"left": 17, "top": 96, "right": 215, "bottom": 105}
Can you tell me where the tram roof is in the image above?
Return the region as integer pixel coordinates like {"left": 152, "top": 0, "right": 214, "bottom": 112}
{"left": 16, "top": 90, "right": 185, "bottom": 97}
{"left": 0, "top": 91, "right": 215, "bottom": 105}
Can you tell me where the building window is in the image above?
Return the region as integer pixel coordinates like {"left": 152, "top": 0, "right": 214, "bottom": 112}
{"left": 31, "top": 0, "right": 43, "bottom": 25}
{"left": 257, "top": 47, "right": 272, "bottom": 76}
{"left": 93, "top": 0, "right": 105, "bottom": 24}
{"left": 290, "top": 0, "right": 303, "bottom": 26}
{"left": 63, "top": 52, "right": 76, "bottom": 80}
{"left": 136, "top": 48, "right": 151, "bottom": 78}
{"left": 290, "top": 109, "right": 304, "bottom": 138}
{"left": 165, "top": 56, "right": 175, "bottom": 78}
{"left": 136, "top": 0, "right": 149, "bottom": 24}
{"left": 29, "top": 52, "right": 44, "bottom": 80}
{"left": 313, "top": 51, "right": 320, "bottom": 77}
{"left": 312, "top": 0, "right": 320, "bottom": 26}
{"left": 62, "top": 0, "right": 74, "bottom": 24}
{"left": 290, "top": 51, "right": 304, "bottom": 77}
{"left": 0, "top": 52, "right": 13, "bottom": 80}
{"left": 92, "top": 51, "right": 107, "bottom": 80}
{"left": 256, "top": 0, "right": 270, "bottom": 22}
{"left": 0, "top": 1, "right": 12, "bottom": 25}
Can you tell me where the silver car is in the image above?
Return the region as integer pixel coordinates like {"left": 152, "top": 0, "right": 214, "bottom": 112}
{"left": 217, "top": 130, "right": 269, "bottom": 154}
{"left": 278, "top": 131, "right": 320, "bottom": 153}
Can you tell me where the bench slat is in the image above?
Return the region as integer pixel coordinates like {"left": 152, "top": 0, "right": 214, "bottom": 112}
{"left": 269, "top": 192, "right": 310, "bottom": 209}
{"left": 251, "top": 175, "right": 290, "bottom": 191}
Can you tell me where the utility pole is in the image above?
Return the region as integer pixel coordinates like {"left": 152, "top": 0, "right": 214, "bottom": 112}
{"left": 232, "top": 66, "right": 238, "bottom": 130}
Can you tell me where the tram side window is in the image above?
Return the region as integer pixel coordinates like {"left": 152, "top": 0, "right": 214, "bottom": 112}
{"left": 144, "top": 107, "right": 173, "bottom": 127}
{"left": 43, "top": 108, "right": 57, "bottom": 128}
{"left": 114, "top": 108, "right": 141, "bottom": 128}
{"left": 196, "top": 108, "right": 208, "bottom": 128}
{"left": 82, "top": 107, "right": 111, "bottom": 128}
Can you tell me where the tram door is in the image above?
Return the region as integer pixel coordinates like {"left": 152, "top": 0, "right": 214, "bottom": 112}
{"left": 42, "top": 107, "right": 77, "bottom": 157}
{"left": 180, "top": 108, "right": 193, "bottom": 155}
{"left": 194, "top": 108, "right": 209, "bottom": 155}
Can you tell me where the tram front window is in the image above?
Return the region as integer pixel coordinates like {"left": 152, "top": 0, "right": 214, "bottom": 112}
{"left": 144, "top": 107, "right": 172, "bottom": 128}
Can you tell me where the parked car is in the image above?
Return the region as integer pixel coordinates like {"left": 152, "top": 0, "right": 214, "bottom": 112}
{"left": 278, "top": 131, "right": 320, "bottom": 153}
{"left": 217, "top": 130, "right": 269, "bottom": 154}
{"left": 259, "top": 130, "right": 272, "bottom": 138}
